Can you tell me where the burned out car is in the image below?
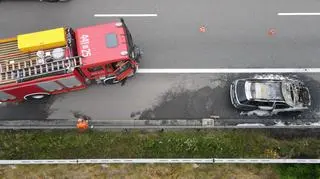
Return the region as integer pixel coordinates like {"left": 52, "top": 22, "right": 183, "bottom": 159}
{"left": 230, "top": 78, "right": 311, "bottom": 114}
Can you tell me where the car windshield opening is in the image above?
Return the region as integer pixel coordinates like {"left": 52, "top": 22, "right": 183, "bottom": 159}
{"left": 281, "top": 82, "right": 295, "bottom": 106}
{"left": 290, "top": 85, "right": 294, "bottom": 102}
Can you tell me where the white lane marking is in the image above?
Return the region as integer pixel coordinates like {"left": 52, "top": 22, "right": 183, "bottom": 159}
{"left": 94, "top": 14, "right": 158, "bottom": 17}
{"left": 137, "top": 68, "right": 320, "bottom": 73}
{"left": 278, "top": 13, "right": 320, "bottom": 16}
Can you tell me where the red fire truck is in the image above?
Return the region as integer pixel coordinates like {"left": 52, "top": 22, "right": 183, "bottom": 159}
{"left": 0, "top": 18, "right": 142, "bottom": 102}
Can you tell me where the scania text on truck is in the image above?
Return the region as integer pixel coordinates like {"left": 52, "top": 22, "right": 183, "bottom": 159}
{"left": 0, "top": 18, "right": 142, "bottom": 102}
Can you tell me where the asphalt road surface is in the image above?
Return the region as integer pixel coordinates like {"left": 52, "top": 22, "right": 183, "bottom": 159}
{"left": 0, "top": 73, "right": 320, "bottom": 125}
{"left": 1, "top": 0, "right": 320, "bottom": 123}
{"left": 1, "top": 0, "right": 320, "bottom": 68}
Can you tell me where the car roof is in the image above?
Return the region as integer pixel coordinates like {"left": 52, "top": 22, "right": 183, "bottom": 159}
{"left": 243, "top": 79, "right": 285, "bottom": 101}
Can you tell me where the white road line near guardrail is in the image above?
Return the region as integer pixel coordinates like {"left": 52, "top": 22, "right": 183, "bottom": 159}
{"left": 137, "top": 68, "right": 320, "bottom": 73}
{"left": 278, "top": 13, "right": 320, "bottom": 16}
{"left": 94, "top": 14, "right": 158, "bottom": 17}
{"left": 1, "top": 159, "right": 320, "bottom": 165}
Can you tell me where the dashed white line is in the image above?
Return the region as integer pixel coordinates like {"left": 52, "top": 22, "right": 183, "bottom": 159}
{"left": 94, "top": 14, "right": 158, "bottom": 17}
{"left": 137, "top": 68, "right": 320, "bottom": 74}
{"left": 278, "top": 13, "right": 320, "bottom": 16}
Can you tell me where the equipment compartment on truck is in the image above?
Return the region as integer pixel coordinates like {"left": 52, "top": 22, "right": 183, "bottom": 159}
{"left": 0, "top": 19, "right": 141, "bottom": 103}
{"left": 0, "top": 38, "right": 38, "bottom": 84}
{"left": 0, "top": 28, "right": 79, "bottom": 85}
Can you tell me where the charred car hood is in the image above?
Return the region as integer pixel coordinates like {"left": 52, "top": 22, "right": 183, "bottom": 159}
{"left": 296, "top": 86, "right": 311, "bottom": 106}
{"left": 288, "top": 81, "right": 311, "bottom": 107}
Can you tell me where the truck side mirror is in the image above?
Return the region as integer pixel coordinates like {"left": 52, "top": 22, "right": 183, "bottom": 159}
{"left": 120, "top": 18, "right": 125, "bottom": 24}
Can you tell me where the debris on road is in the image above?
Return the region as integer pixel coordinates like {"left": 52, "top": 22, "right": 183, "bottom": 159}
{"left": 268, "top": 28, "right": 276, "bottom": 36}
{"left": 76, "top": 118, "right": 89, "bottom": 132}
{"left": 199, "top": 25, "right": 206, "bottom": 33}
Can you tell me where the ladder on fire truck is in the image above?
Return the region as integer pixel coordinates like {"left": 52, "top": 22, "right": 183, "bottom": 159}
{"left": 0, "top": 56, "right": 83, "bottom": 82}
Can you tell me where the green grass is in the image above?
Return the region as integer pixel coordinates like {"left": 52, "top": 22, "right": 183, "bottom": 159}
{"left": 275, "top": 164, "right": 320, "bottom": 179}
{"left": 0, "top": 129, "right": 320, "bottom": 178}
{"left": 0, "top": 129, "right": 320, "bottom": 159}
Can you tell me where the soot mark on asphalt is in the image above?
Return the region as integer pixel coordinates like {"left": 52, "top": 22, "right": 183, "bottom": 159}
{"left": 135, "top": 74, "right": 320, "bottom": 123}
{"left": 0, "top": 96, "right": 58, "bottom": 120}
{"left": 137, "top": 86, "right": 236, "bottom": 119}
{"left": 136, "top": 74, "right": 246, "bottom": 120}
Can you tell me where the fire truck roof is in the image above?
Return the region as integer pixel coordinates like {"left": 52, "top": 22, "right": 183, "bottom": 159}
{"left": 74, "top": 22, "right": 129, "bottom": 66}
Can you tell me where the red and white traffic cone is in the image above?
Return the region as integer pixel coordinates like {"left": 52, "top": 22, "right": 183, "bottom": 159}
{"left": 199, "top": 25, "right": 206, "bottom": 33}
{"left": 268, "top": 28, "right": 276, "bottom": 36}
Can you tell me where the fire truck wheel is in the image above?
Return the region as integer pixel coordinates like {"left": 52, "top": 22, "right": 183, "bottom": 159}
{"left": 103, "top": 77, "right": 119, "bottom": 85}
{"left": 24, "top": 93, "right": 50, "bottom": 101}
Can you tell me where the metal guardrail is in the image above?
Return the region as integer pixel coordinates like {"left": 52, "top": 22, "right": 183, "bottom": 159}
{"left": 1, "top": 158, "right": 320, "bottom": 165}
{"left": 1, "top": 125, "right": 320, "bottom": 130}
{"left": 0, "top": 119, "right": 319, "bottom": 129}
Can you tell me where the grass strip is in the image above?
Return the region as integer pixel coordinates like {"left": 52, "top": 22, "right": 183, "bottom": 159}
{"left": 0, "top": 129, "right": 319, "bottom": 159}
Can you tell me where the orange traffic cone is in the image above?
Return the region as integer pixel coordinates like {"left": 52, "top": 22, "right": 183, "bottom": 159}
{"left": 77, "top": 118, "right": 89, "bottom": 132}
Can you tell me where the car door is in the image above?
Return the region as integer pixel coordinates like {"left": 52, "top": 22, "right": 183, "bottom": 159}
{"left": 256, "top": 101, "right": 274, "bottom": 111}
{"left": 272, "top": 102, "right": 305, "bottom": 115}
{"left": 274, "top": 102, "right": 306, "bottom": 112}
{"left": 275, "top": 102, "right": 289, "bottom": 109}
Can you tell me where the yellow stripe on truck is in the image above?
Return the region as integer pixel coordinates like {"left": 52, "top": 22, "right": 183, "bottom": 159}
{"left": 17, "top": 28, "right": 67, "bottom": 53}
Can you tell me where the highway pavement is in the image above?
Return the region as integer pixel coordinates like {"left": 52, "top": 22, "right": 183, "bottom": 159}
{"left": 1, "top": 0, "right": 320, "bottom": 123}
{"left": 0, "top": 73, "right": 320, "bottom": 125}
{"left": 1, "top": 0, "right": 320, "bottom": 68}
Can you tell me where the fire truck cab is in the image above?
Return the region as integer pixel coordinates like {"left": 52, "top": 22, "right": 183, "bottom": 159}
{"left": 75, "top": 19, "right": 141, "bottom": 85}
{"left": 0, "top": 18, "right": 141, "bottom": 102}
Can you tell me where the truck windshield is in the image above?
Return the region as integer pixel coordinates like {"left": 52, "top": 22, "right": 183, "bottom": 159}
{"left": 120, "top": 19, "right": 134, "bottom": 56}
